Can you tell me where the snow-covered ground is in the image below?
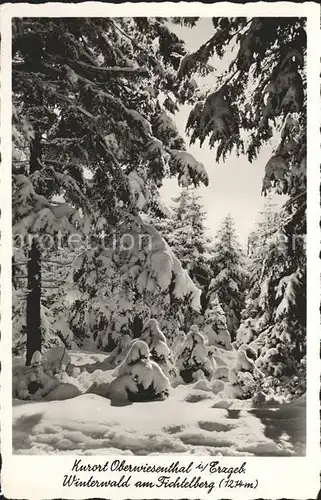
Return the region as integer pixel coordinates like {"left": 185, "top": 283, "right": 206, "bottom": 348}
{"left": 12, "top": 350, "right": 306, "bottom": 456}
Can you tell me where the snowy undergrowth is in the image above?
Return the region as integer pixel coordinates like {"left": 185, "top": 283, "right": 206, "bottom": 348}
{"left": 13, "top": 350, "right": 116, "bottom": 397}
{"left": 13, "top": 350, "right": 305, "bottom": 456}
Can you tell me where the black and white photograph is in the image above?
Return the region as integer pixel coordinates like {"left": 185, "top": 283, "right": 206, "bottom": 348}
{"left": 1, "top": 3, "right": 320, "bottom": 497}
{"left": 9, "top": 12, "right": 310, "bottom": 457}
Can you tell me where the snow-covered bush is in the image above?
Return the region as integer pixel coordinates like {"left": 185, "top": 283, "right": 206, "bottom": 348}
{"left": 221, "top": 381, "right": 244, "bottom": 400}
{"left": 224, "top": 366, "right": 255, "bottom": 400}
{"left": 212, "top": 365, "right": 229, "bottom": 382}
{"left": 203, "top": 296, "right": 232, "bottom": 350}
{"left": 108, "top": 340, "right": 170, "bottom": 403}
{"left": 235, "top": 317, "right": 257, "bottom": 349}
{"left": 42, "top": 346, "right": 71, "bottom": 374}
{"left": 151, "top": 340, "right": 178, "bottom": 380}
{"left": 209, "top": 345, "right": 229, "bottom": 367}
{"left": 140, "top": 319, "right": 177, "bottom": 379}
{"left": 256, "top": 342, "right": 297, "bottom": 378}
{"left": 108, "top": 334, "right": 133, "bottom": 367}
{"left": 215, "top": 346, "right": 263, "bottom": 401}
{"left": 171, "top": 330, "right": 186, "bottom": 359}
{"left": 211, "top": 379, "right": 225, "bottom": 395}
{"left": 13, "top": 349, "right": 80, "bottom": 401}
{"left": 251, "top": 360, "right": 306, "bottom": 405}
{"left": 176, "top": 325, "right": 215, "bottom": 383}
{"left": 235, "top": 371, "right": 256, "bottom": 399}
{"left": 235, "top": 347, "right": 256, "bottom": 373}
{"left": 141, "top": 319, "right": 166, "bottom": 351}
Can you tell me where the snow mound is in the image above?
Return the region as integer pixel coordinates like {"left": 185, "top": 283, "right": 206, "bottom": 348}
{"left": 12, "top": 350, "right": 305, "bottom": 456}
{"left": 13, "top": 391, "right": 305, "bottom": 456}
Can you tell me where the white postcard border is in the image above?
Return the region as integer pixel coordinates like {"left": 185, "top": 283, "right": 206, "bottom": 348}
{"left": 1, "top": 2, "right": 320, "bottom": 499}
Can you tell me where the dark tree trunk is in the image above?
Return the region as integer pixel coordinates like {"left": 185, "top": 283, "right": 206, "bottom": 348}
{"left": 26, "top": 240, "right": 41, "bottom": 365}
{"left": 12, "top": 256, "right": 16, "bottom": 289}
{"left": 200, "top": 288, "right": 210, "bottom": 316}
{"left": 29, "top": 131, "right": 42, "bottom": 174}
{"left": 132, "top": 315, "right": 143, "bottom": 339}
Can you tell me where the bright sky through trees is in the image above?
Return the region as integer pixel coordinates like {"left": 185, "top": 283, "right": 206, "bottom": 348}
{"left": 160, "top": 18, "right": 286, "bottom": 245}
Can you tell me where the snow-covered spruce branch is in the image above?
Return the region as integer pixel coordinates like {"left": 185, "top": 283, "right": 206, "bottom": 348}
{"left": 29, "top": 61, "right": 153, "bottom": 156}
{"left": 42, "top": 164, "right": 91, "bottom": 211}
{"left": 45, "top": 86, "right": 95, "bottom": 119}
{"left": 42, "top": 159, "right": 82, "bottom": 169}
{"left": 44, "top": 53, "right": 153, "bottom": 142}
{"left": 186, "top": 18, "right": 252, "bottom": 69}
{"left": 67, "top": 59, "right": 149, "bottom": 77}
{"left": 283, "top": 201, "right": 307, "bottom": 232}
{"left": 15, "top": 170, "right": 77, "bottom": 217}
{"left": 283, "top": 190, "right": 306, "bottom": 208}
{"left": 41, "top": 259, "right": 75, "bottom": 266}
{"left": 13, "top": 61, "right": 65, "bottom": 78}
{"left": 42, "top": 248, "right": 96, "bottom": 268}
{"left": 222, "top": 68, "right": 241, "bottom": 88}
{"left": 108, "top": 19, "right": 140, "bottom": 49}
{"left": 209, "top": 18, "right": 252, "bottom": 49}
{"left": 95, "top": 135, "right": 135, "bottom": 191}
{"left": 13, "top": 58, "right": 148, "bottom": 78}
{"left": 46, "top": 75, "right": 153, "bottom": 146}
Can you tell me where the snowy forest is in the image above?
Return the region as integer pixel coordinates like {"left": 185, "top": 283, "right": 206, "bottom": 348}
{"left": 12, "top": 17, "right": 306, "bottom": 456}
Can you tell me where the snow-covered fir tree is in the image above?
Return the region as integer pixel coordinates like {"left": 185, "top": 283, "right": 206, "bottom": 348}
{"left": 158, "top": 189, "right": 212, "bottom": 289}
{"left": 248, "top": 196, "right": 280, "bottom": 284}
{"left": 176, "top": 324, "right": 215, "bottom": 382}
{"left": 235, "top": 198, "right": 281, "bottom": 349}
{"left": 179, "top": 17, "right": 307, "bottom": 397}
{"left": 203, "top": 294, "right": 232, "bottom": 350}
{"left": 12, "top": 18, "right": 208, "bottom": 363}
{"left": 253, "top": 243, "right": 306, "bottom": 396}
{"left": 208, "top": 214, "right": 248, "bottom": 339}
{"left": 108, "top": 340, "right": 170, "bottom": 403}
{"left": 237, "top": 197, "right": 305, "bottom": 398}
{"left": 12, "top": 239, "right": 77, "bottom": 358}
{"left": 153, "top": 188, "right": 214, "bottom": 328}
{"left": 140, "top": 319, "right": 177, "bottom": 380}
{"left": 69, "top": 217, "right": 202, "bottom": 351}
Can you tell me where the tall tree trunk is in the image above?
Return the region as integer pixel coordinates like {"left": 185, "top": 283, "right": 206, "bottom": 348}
{"left": 26, "top": 123, "right": 43, "bottom": 365}
{"left": 26, "top": 240, "right": 41, "bottom": 365}
{"left": 29, "top": 131, "right": 42, "bottom": 174}
{"left": 132, "top": 315, "right": 143, "bottom": 339}
{"left": 12, "top": 256, "right": 16, "bottom": 289}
